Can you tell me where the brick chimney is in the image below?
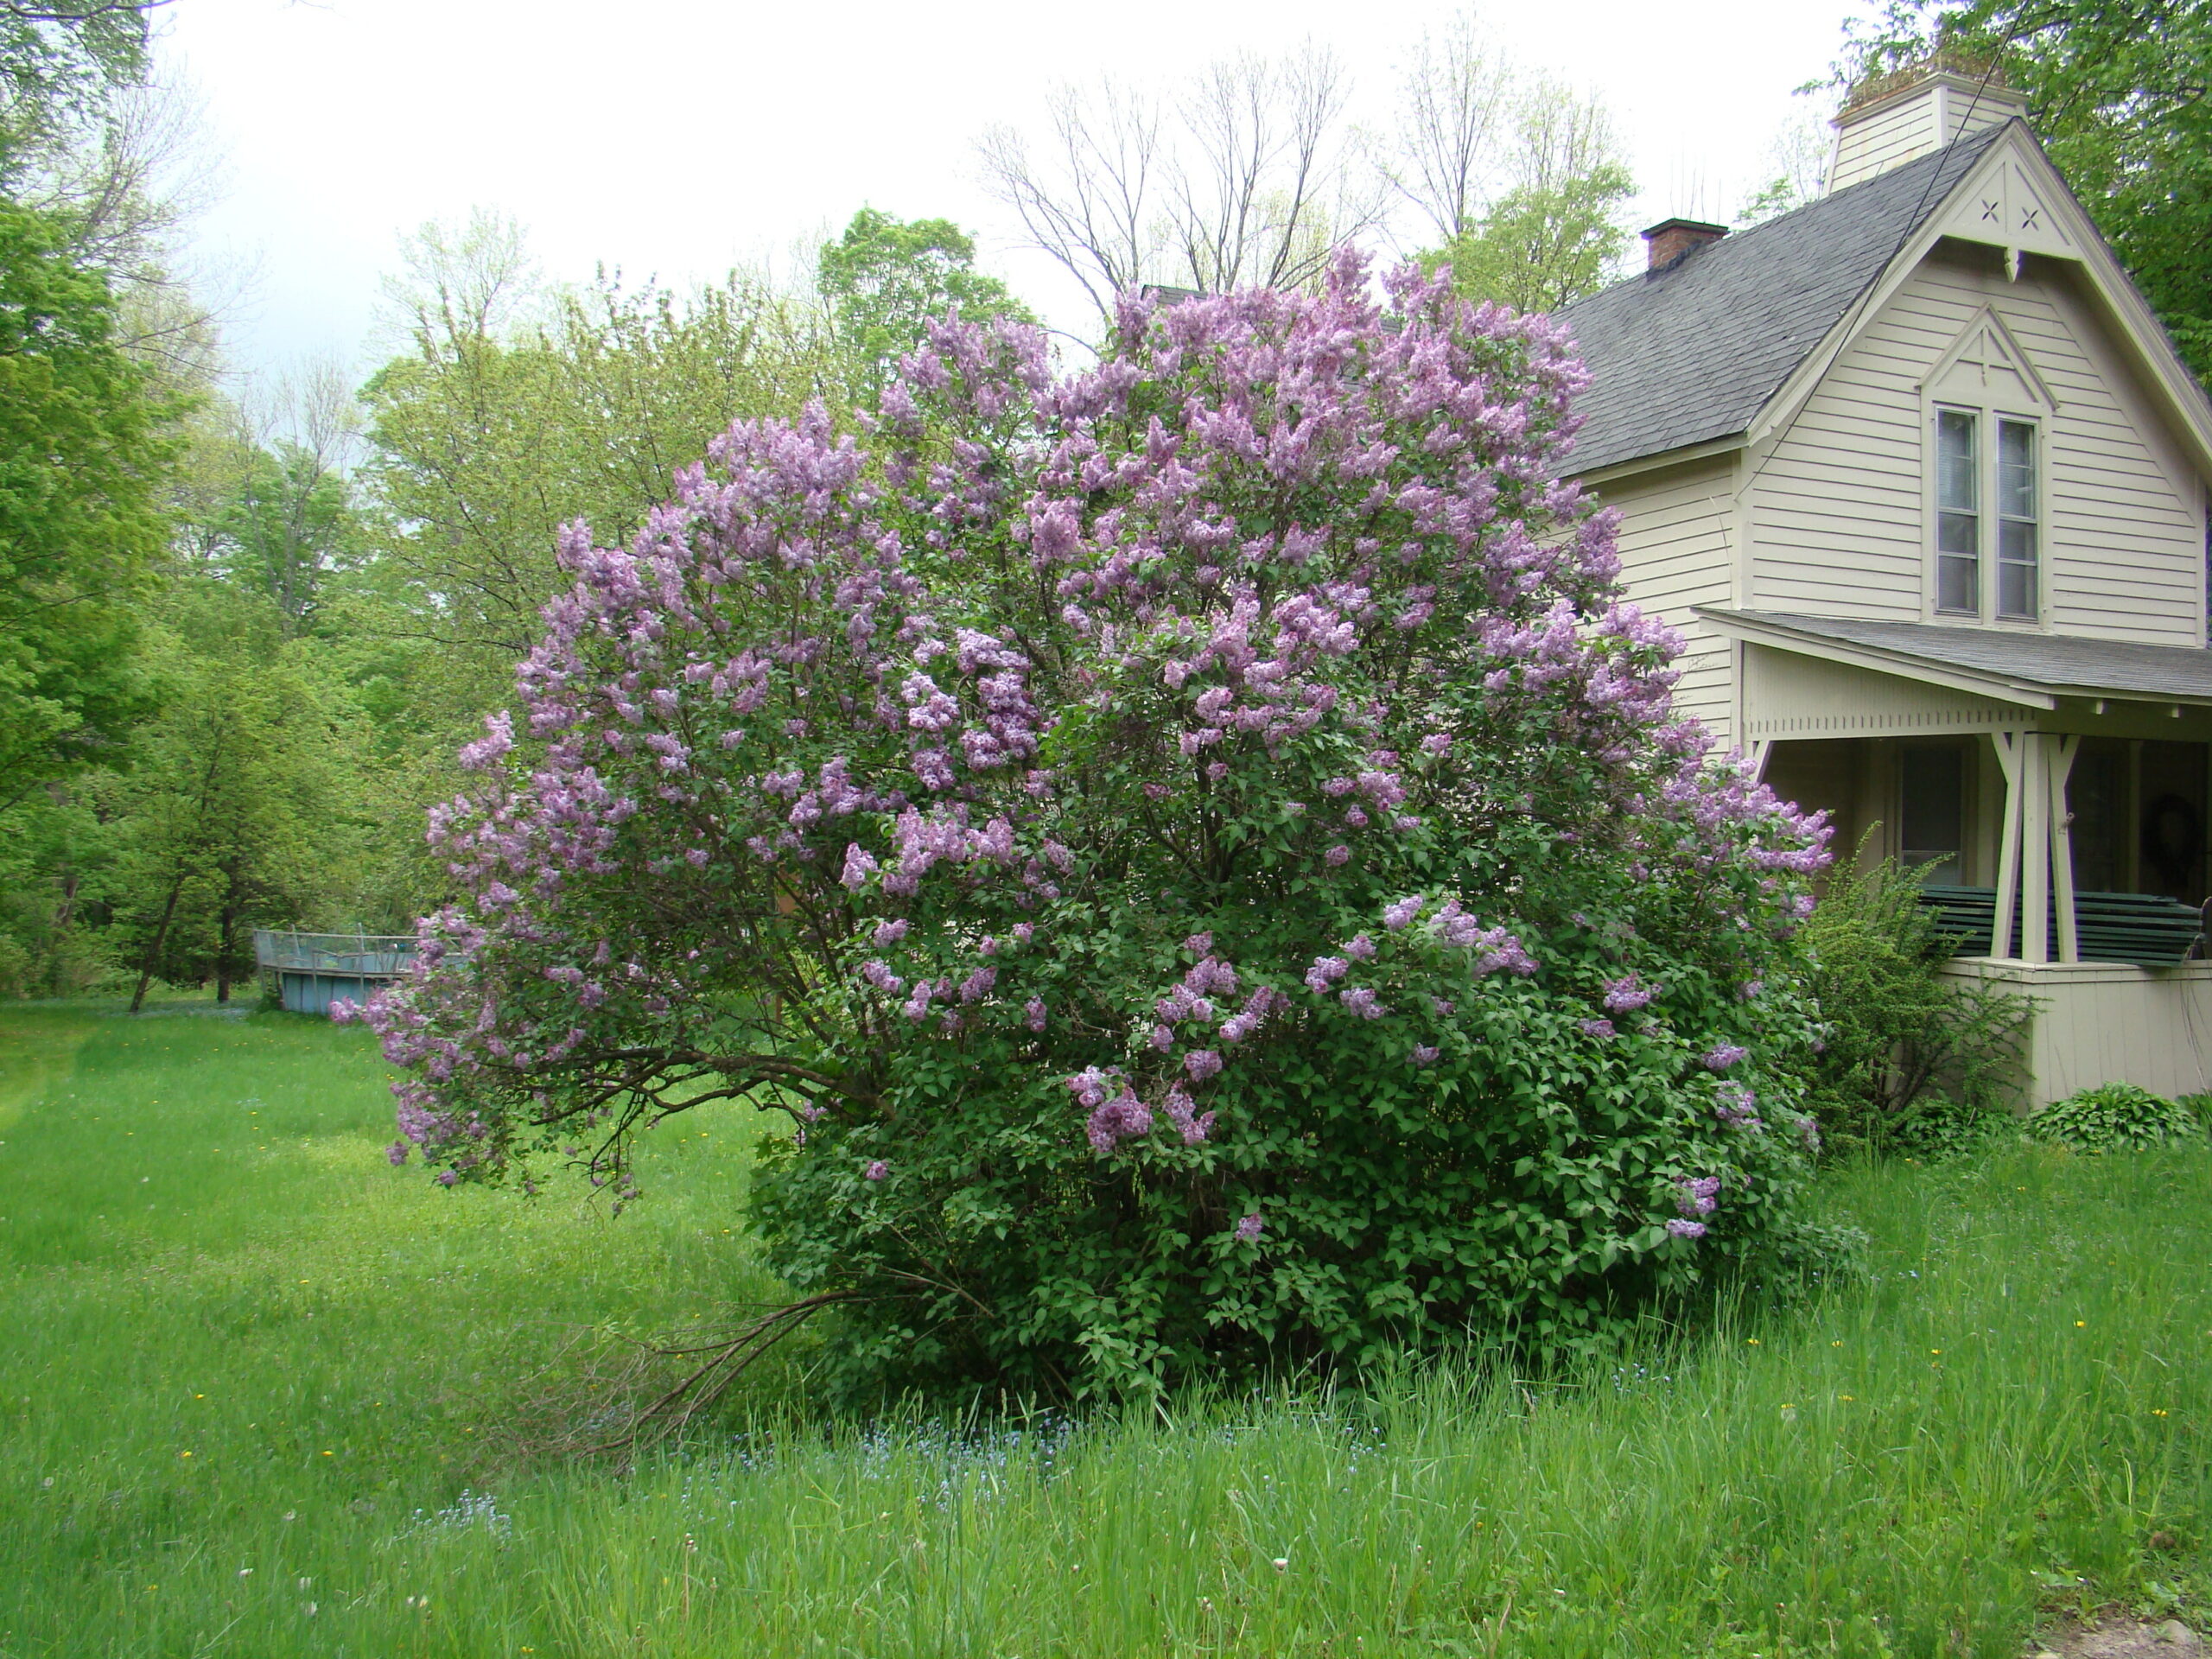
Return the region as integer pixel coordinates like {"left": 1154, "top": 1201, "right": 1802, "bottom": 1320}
{"left": 1642, "top": 219, "right": 1728, "bottom": 272}
{"left": 1827, "top": 67, "right": 2029, "bottom": 194}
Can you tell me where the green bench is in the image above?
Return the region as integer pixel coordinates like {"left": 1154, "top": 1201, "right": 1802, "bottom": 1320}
{"left": 1913, "top": 886, "right": 2206, "bottom": 965}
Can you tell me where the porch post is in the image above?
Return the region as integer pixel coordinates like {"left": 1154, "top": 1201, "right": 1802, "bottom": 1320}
{"left": 1990, "top": 730, "right": 2024, "bottom": 958}
{"left": 2049, "top": 734, "right": 2082, "bottom": 963}
{"left": 2019, "top": 731, "right": 2050, "bottom": 963}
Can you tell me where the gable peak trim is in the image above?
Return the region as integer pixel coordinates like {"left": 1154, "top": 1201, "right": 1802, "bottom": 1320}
{"left": 1920, "top": 303, "right": 2062, "bottom": 410}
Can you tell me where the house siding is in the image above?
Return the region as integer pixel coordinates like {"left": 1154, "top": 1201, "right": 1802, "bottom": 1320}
{"left": 1828, "top": 96, "right": 1938, "bottom": 194}
{"left": 1744, "top": 248, "right": 2206, "bottom": 646}
{"left": 1599, "top": 455, "right": 1738, "bottom": 742}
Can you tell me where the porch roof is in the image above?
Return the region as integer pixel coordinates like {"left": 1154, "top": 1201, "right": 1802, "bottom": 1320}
{"left": 1694, "top": 607, "right": 2212, "bottom": 710}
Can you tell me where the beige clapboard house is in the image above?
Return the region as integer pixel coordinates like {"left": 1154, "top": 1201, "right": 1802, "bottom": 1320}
{"left": 1557, "top": 69, "right": 2212, "bottom": 1105}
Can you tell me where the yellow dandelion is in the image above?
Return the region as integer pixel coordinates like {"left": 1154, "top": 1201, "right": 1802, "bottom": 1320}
{"left": 2076, "top": 1321, "right": 2087, "bottom": 1327}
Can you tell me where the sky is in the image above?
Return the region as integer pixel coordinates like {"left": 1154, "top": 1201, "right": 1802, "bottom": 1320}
{"left": 157, "top": 0, "right": 1869, "bottom": 387}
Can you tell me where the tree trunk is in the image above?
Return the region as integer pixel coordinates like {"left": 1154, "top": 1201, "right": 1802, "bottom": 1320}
{"left": 129, "top": 869, "right": 189, "bottom": 1014}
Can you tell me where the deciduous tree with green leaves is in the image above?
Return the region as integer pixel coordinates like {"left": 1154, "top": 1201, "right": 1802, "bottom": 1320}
{"left": 0, "top": 194, "right": 173, "bottom": 815}
{"left": 817, "top": 208, "right": 1033, "bottom": 404}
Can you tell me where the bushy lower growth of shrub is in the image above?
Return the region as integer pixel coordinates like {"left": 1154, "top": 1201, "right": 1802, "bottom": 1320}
{"left": 357, "top": 257, "right": 1836, "bottom": 1401}
{"left": 1792, "top": 849, "right": 2029, "bottom": 1155}
{"left": 2028, "top": 1083, "right": 2204, "bottom": 1153}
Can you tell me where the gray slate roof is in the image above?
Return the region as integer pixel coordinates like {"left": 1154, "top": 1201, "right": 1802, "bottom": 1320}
{"left": 1556, "top": 122, "right": 2014, "bottom": 477}
{"left": 1700, "top": 608, "right": 2212, "bottom": 703}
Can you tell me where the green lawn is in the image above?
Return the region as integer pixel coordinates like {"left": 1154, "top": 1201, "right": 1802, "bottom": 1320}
{"left": 1, "top": 998, "right": 2206, "bottom": 1657}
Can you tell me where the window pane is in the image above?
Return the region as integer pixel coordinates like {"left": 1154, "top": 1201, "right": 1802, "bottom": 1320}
{"left": 1997, "top": 419, "right": 2037, "bottom": 620}
{"left": 1998, "top": 420, "right": 2036, "bottom": 516}
{"left": 1937, "top": 410, "right": 1978, "bottom": 510}
{"left": 1901, "top": 744, "right": 1967, "bottom": 883}
{"left": 1938, "top": 553, "right": 1979, "bottom": 613}
{"left": 1938, "top": 512, "right": 1979, "bottom": 556}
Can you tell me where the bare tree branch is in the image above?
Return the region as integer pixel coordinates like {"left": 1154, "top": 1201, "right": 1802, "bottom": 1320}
{"left": 1388, "top": 13, "right": 1516, "bottom": 245}
{"left": 979, "top": 44, "right": 1382, "bottom": 320}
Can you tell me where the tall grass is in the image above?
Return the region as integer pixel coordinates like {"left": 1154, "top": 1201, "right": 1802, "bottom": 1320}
{"left": 2, "top": 998, "right": 2205, "bottom": 1656}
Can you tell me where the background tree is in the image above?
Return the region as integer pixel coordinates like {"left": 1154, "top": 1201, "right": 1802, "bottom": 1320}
{"left": 1841, "top": 0, "right": 2212, "bottom": 377}
{"left": 1734, "top": 108, "right": 1834, "bottom": 226}
{"left": 1388, "top": 19, "right": 1636, "bottom": 312}
{"left": 110, "top": 580, "right": 344, "bottom": 1009}
{"left": 0, "top": 194, "right": 173, "bottom": 816}
{"left": 980, "top": 47, "right": 1386, "bottom": 317}
{"left": 362, "top": 213, "right": 845, "bottom": 707}
{"left": 817, "top": 207, "right": 1033, "bottom": 403}
{"left": 1424, "top": 87, "right": 1634, "bottom": 312}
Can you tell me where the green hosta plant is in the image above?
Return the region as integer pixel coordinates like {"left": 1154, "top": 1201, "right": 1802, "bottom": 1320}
{"left": 2028, "top": 1083, "right": 2204, "bottom": 1154}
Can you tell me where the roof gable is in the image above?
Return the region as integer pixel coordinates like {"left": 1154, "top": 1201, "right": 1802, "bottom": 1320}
{"left": 1555, "top": 124, "right": 2011, "bottom": 478}
{"left": 1558, "top": 120, "right": 2212, "bottom": 484}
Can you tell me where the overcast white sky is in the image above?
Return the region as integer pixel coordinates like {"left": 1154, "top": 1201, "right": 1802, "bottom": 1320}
{"left": 158, "top": 0, "right": 1870, "bottom": 387}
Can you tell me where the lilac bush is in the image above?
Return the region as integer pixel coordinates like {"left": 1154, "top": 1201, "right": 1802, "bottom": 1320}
{"left": 355, "top": 253, "right": 1833, "bottom": 1399}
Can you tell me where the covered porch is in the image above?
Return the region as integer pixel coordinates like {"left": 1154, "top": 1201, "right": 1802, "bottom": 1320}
{"left": 1700, "top": 609, "right": 2212, "bottom": 1108}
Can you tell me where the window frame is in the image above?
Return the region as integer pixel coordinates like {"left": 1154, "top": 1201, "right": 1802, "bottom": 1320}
{"left": 1925, "top": 398, "right": 2046, "bottom": 627}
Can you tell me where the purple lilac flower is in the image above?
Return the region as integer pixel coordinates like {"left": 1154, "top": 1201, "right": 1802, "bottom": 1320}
{"left": 1234, "top": 1212, "right": 1264, "bottom": 1243}
{"left": 1150, "top": 1023, "right": 1175, "bottom": 1052}
{"left": 1602, "top": 975, "right": 1656, "bottom": 1014}
{"left": 864, "top": 1160, "right": 888, "bottom": 1181}
{"left": 873, "top": 918, "right": 909, "bottom": 947}
{"left": 1304, "top": 956, "right": 1350, "bottom": 994}
{"left": 1344, "top": 933, "right": 1377, "bottom": 961}
{"left": 385, "top": 1141, "right": 410, "bottom": 1166}
{"left": 840, "top": 843, "right": 877, "bottom": 890}
{"left": 1702, "top": 1044, "right": 1749, "bottom": 1071}
{"left": 1185, "top": 1049, "right": 1224, "bottom": 1081}
{"left": 1382, "top": 895, "right": 1424, "bottom": 930}
{"left": 1714, "top": 1082, "right": 1763, "bottom": 1130}
{"left": 1339, "top": 987, "right": 1387, "bottom": 1019}
{"left": 1325, "top": 844, "right": 1350, "bottom": 867}
{"left": 1409, "top": 1045, "right": 1440, "bottom": 1067}
{"left": 1675, "top": 1175, "right": 1720, "bottom": 1216}
{"left": 1579, "top": 1018, "right": 1615, "bottom": 1039}
{"left": 1162, "top": 1085, "right": 1214, "bottom": 1145}
{"left": 1025, "top": 997, "right": 1047, "bottom": 1033}
{"left": 1665, "top": 1218, "right": 1707, "bottom": 1240}
{"left": 1085, "top": 1085, "right": 1154, "bottom": 1154}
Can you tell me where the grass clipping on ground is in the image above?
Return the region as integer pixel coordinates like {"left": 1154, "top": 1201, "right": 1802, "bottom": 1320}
{"left": 0, "top": 998, "right": 2206, "bottom": 1657}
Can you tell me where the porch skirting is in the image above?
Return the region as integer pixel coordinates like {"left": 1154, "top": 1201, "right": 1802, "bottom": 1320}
{"left": 1936, "top": 957, "right": 2212, "bottom": 1109}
